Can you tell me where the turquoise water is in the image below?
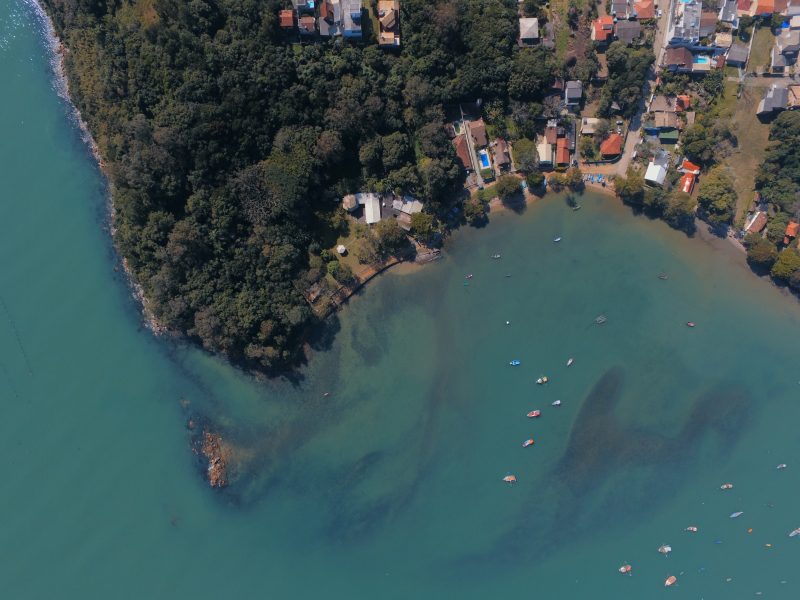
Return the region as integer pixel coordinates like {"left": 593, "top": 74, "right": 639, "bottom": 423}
{"left": 479, "top": 149, "right": 491, "bottom": 169}
{"left": 694, "top": 56, "right": 710, "bottom": 64}
{"left": 3, "top": 2, "right": 800, "bottom": 598}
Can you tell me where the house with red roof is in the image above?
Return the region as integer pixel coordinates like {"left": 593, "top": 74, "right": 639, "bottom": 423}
{"left": 634, "top": 0, "right": 656, "bottom": 19}
{"left": 676, "top": 95, "right": 692, "bottom": 112}
{"left": 784, "top": 221, "right": 799, "bottom": 245}
{"left": 591, "top": 16, "right": 615, "bottom": 45}
{"left": 681, "top": 159, "right": 701, "bottom": 175}
{"left": 745, "top": 211, "right": 767, "bottom": 234}
{"left": 279, "top": 9, "right": 297, "bottom": 29}
{"left": 556, "top": 137, "right": 570, "bottom": 166}
{"left": 453, "top": 135, "right": 473, "bottom": 171}
{"left": 600, "top": 133, "right": 623, "bottom": 158}
{"left": 679, "top": 172, "right": 696, "bottom": 195}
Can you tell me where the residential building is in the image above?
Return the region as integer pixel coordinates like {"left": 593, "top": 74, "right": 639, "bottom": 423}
{"left": 634, "top": 0, "right": 656, "bottom": 19}
{"left": 298, "top": 14, "right": 316, "bottom": 35}
{"left": 669, "top": 0, "right": 702, "bottom": 46}
{"left": 468, "top": 119, "right": 488, "bottom": 148}
{"left": 783, "top": 221, "right": 799, "bottom": 245}
{"left": 699, "top": 11, "right": 718, "bottom": 39}
{"left": 565, "top": 80, "right": 583, "bottom": 107}
{"left": 773, "top": 28, "right": 800, "bottom": 71}
{"left": 342, "top": 0, "right": 363, "bottom": 38}
{"left": 736, "top": 0, "right": 753, "bottom": 16}
{"left": 537, "top": 139, "right": 554, "bottom": 167}
{"left": 664, "top": 46, "right": 694, "bottom": 72}
{"left": 676, "top": 95, "right": 692, "bottom": 111}
{"left": 718, "top": 0, "right": 740, "bottom": 28}
{"left": 519, "top": 17, "right": 540, "bottom": 46}
{"left": 655, "top": 112, "right": 679, "bottom": 129}
{"left": 493, "top": 139, "right": 511, "bottom": 170}
{"left": 600, "top": 133, "right": 623, "bottom": 158}
{"left": 545, "top": 121, "right": 558, "bottom": 144}
{"left": 789, "top": 84, "right": 800, "bottom": 107}
{"left": 612, "top": 0, "right": 632, "bottom": 19}
{"left": 357, "top": 192, "right": 382, "bottom": 224}
{"left": 292, "top": 0, "right": 316, "bottom": 14}
{"left": 744, "top": 211, "right": 767, "bottom": 234}
{"left": 680, "top": 159, "right": 701, "bottom": 174}
{"left": 650, "top": 95, "right": 676, "bottom": 112}
{"left": 318, "top": 0, "right": 342, "bottom": 36}
{"left": 377, "top": 0, "right": 400, "bottom": 47}
{"left": 591, "top": 16, "right": 615, "bottom": 44}
{"left": 556, "top": 137, "right": 570, "bottom": 166}
{"left": 679, "top": 172, "right": 696, "bottom": 194}
{"left": 453, "top": 135, "right": 473, "bottom": 171}
{"left": 757, "top": 84, "right": 789, "bottom": 117}
{"left": 279, "top": 9, "right": 297, "bottom": 29}
{"left": 615, "top": 20, "right": 642, "bottom": 45}
{"left": 645, "top": 153, "right": 669, "bottom": 186}
{"left": 791, "top": 15, "right": 800, "bottom": 29}
{"left": 727, "top": 43, "right": 749, "bottom": 67}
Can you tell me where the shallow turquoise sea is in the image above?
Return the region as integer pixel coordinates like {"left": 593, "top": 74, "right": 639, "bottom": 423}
{"left": 3, "top": 3, "right": 800, "bottom": 598}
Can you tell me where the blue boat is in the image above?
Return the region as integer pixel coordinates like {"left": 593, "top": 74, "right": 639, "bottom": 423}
{"left": 509, "top": 360, "right": 521, "bottom": 366}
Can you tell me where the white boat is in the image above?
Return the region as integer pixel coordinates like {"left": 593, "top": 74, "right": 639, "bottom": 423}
{"left": 730, "top": 511, "right": 744, "bottom": 519}
{"left": 658, "top": 544, "right": 672, "bottom": 555}
{"left": 491, "top": 254, "right": 502, "bottom": 259}
{"left": 685, "top": 526, "right": 698, "bottom": 533}
{"left": 536, "top": 376, "right": 549, "bottom": 385}
{"left": 566, "top": 358, "right": 574, "bottom": 367}
{"left": 553, "top": 236, "right": 562, "bottom": 243}
{"left": 720, "top": 483, "right": 733, "bottom": 490}
{"left": 789, "top": 528, "right": 800, "bottom": 537}
{"left": 594, "top": 315, "right": 607, "bottom": 325}
{"left": 618, "top": 564, "right": 632, "bottom": 574}
{"left": 551, "top": 400, "right": 562, "bottom": 407}
{"left": 777, "top": 463, "right": 787, "bottom": 470}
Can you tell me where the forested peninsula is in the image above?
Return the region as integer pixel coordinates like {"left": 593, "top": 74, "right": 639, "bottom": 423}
{"left": 42, "top": 0, "right": 562, "bottom": 370}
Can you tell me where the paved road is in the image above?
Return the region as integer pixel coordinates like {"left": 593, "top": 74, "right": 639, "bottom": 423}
{"left": 727, "top": 75, "right": 800, "bottom": 88}
{"left": 616, "top": 1, "right": 673, "bottom": 176}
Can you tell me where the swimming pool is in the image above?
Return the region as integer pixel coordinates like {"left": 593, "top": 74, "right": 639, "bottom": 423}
{"left": 694, "top": 55, "right": 710, "bottom": 64}
{"left": 478, "top": 150, "right": 491, "bottom": 169}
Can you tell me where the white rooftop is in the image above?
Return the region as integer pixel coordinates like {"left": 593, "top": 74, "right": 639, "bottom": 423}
{"left": 357, "top": 192, "right": 382, "bottom": 224}
{"left": 645, "top": 162, "right": 667, "bottom": 186}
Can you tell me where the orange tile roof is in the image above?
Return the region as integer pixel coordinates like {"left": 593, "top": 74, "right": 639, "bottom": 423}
{"left": 453, "top": 135, "right": 473, "bottom": 170}
{"left": 556, "top": 137, "right": 570, "bottom": 165}
{"left": 593, "top": 16, "right": 615, "bottom": 42}
{"left": 634, "top": 0, "right": 655, "bottom": 18}
{"left": 757, "top": 0, "right": 774, "bottom": 12}
{"left": 785, "top": 221, "right": 799, "bottom": 238}
{"left": 746, "top": 212, "right": 767, "bottom": 233}
{"left": 681, "top": 159, "right": 701, "bottom": 174}
{"left": 600, "top": 133, "right": 623, "bottom": 157}
{"left": 737, "top": 0, "right": 751, "bottom": 10}
{"left": 680, "top": 172, "right": 696, "bottom": 195}
{"left": 676, "top": 95, "right": 692, "bottom": 111}
{"left": 279, "top": 9, "right": 296, "bottom": 28}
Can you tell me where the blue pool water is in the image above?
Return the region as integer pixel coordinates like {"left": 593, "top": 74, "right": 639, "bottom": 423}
{"left": 694, "top": 55, "right": 710, "bottom": 64}
{"left": 479, "top": 150, "right": 491, "bottom": 169}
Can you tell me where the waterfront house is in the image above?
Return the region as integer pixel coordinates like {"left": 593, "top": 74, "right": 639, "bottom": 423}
{"left": 664, "top": 47, "right": 694, "bottom": 72}
{"left": 645, "top": 153, "right": 669, "bottom": 186}
{"left": 600, "top": 133, "right": 623, "bottom": 158}
{"left": 615, "top": 20, "right": 642, "bottom": 45}
{"left": 319, "top": 0, "right": 343, "bottom": 37}
{"left": 493, "top": 139, "right": 512, "bottom": 171}
{"left": 556, "top": 137, "right": 570, "bottom": 166}
{"left": 634, "top": 0, "right": 656, "bottom": 19}
{"left": 468, "top": 119, "right": 488, "bottom": 148}
{"left": 565, "top": 80, "right": 583, "bottom": 108}
{"left": 744, "top": 211, "right": 767, "bottom": 234}
{"left": 343, "top": 0, "right": 363, "bottom": 38}
{"left": 357, "top": 193, "right": 382, "bottom": 224}
{"left": 279, "top": 9, "right": 297, "bottom": 29}
{"left": 453, "top": 135, "right": 473, "bottom": 171}
{"left": 519, "top": 17, "right": 540, "bottom": 46}
{"left": 783, "top": 221, "right": 799, "bottom": 245}
{"left": 377, "top": 0, "right": 400, "bottom": 47}
{"left": 591, "top": 16, "right": 615, "bottom": 45}
{"left": 757, "top": 84, "right": 789, "bottom": 118}
{"left": 670, "top": 0, "right": 702, "bottom": 46}
{"left": 727, "top": 44, "right": 750, "bottom": 67}
{"left": 537, "top": 139, "right": 554, "bottom": 167}
{"left": 680, "top": 158, "right": 701, "bottom": 175}
{"left": 679, "top": 172, "right": 696, "bottom": 194}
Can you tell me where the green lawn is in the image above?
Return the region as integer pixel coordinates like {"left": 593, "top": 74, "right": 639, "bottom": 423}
{"left": 748, "top": 27, "right": 775, "bottom": 73}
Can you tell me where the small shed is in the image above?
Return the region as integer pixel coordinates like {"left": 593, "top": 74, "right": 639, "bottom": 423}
{"left": 336, "top": 244, "right": 348, "bottom": 255}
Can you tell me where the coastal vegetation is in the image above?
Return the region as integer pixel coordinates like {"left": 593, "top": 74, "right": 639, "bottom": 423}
{"left": 43, "top": 0, "right": 557, "bottom": 371}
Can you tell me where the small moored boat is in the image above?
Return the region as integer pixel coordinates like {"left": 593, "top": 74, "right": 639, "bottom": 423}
{"left": 595, "top": 315, "right": 607, "bottom": 325}
{"left": 789, "top": 527, "right": 800, "bottom": 537}
{"left": 618, "top": 564, "right": 632, "bottom": 574}
{"left": 664, "top": 575, "right": 677, "bottom": 587}
{"left": 685, "top": 526, "right": 698, "bottom": 533}
{"left": 551, "top": 400, "right": 562, "bottom": 407}
{"left": 687, "top": 322, "right": 696, "bottom": 328}
{"left": 658, "top": 544, "right": 672, "bottom": 555}
{"left": 658, "top": 273, "right": 669, "bottom": 280}
{"left": 730, "top": 511, "right": 744, "bottom": 519}
{"left": 566, "top": 358, "right": 574, "bottom": 367}
{"left": 522, "top": 439, "right": 535, "bottom": 448}
{"left": 536, "top": 376, "right": 549, "bottom": 385}
{"left": 572, "top": 205, "right": 582, "bottom": 211}
{"left": 510, "top": 360, "right": 521, "bottom": 366}
{"left": 777, "top": 463, "right": 787, "bottom": 470}
{"left": 465, "top": 274, "right": 473, "bottom": 279}
{"left": 553, "top": 236, "right": 562, "bottom": 243}
{"left": 526, "top": 410, "right": 541, "bottom": 418}
{"left": 502, "top": 474, "right": 517, "bottom": 483}
{"left": 720, "top": 483, "right": 733, "bottom": 490}
{"left": 491, "top": 254, "right": 502, "bottom": 259}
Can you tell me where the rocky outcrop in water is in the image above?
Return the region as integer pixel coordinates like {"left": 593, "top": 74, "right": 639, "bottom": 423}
{"left": 200, "top": 431, "right": 229, "bottom": 488}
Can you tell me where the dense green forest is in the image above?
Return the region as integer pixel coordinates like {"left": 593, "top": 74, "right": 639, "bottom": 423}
{"left": 44, "top": 0, "right": 558, "bottom": 370}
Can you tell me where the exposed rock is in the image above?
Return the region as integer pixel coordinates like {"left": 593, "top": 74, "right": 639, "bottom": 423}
{"left": 200, "top": 430, "right": 229, "bottom": 488}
